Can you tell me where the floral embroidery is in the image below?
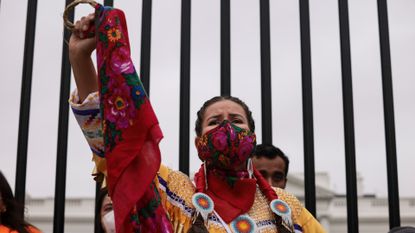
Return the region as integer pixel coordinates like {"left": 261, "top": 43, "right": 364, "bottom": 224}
{"left": 96, "top": 8, "right": 146, "bottom": 152}
{"left": 195, "top": 121, "right": 256, "bottom": 185}
{"left": 130, "top": 207, "right": 141, "bottom": 232}
{"left": 105, "top": 77, "right": 135, "bottom": 128}
{"left": 196, "top": 121, "right": 256, "bottom": 170}
{"left": 93, "top": 4, "right": 169, "bottom": 232}
{"left": 110, "top": 46, "right": 134, "bottom": 74}
{"left": 107, "top": 27, "right": 121, "bottom": 42}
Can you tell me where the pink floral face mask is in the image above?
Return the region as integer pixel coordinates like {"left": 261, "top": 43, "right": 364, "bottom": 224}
{"left": 196, "top": 121, "right": 256, "bottom": 173}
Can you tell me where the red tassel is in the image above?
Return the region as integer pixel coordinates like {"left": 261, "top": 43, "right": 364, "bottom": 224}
{"left": 194, "top": 164, "right": 206, "bottom": 193}
{"left": 253, "top": 167, "right": 279, "bottom": 202}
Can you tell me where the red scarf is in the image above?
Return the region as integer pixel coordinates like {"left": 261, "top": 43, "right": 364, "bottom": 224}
{"left": 194, "top": 165, "right": 257, "bottom": 223}
{"left": 93, "top": 4, "right": 172, "bottom": 232}
{"left": 194, "top": 163, "right": 281, "bottom": 224}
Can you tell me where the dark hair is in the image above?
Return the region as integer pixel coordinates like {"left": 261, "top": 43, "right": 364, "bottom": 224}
{"left": 195, "top": 96, "right": 255, "bottom": 137}
{"left": 0, "top": 171, "right": 32, "bottom": 233}
{"left": 253, "top": 144, "right": 290, "bottom": 176}
{"left": 95, "top": 187, "right": 109, "bottom": 233}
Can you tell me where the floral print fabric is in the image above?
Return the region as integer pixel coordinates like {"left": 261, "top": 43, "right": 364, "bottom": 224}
{"left": 195, "top": 120, "right": 256, "bottom": 185}
{"left": 93, "top": 4, "right": 171, "bottom": 232}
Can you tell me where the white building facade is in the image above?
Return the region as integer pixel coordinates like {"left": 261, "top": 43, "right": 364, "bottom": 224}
{"left": 25, "top": 173, "right": 415, "bottom": 233}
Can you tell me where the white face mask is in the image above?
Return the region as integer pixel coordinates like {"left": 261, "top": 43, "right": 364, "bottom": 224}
{"left": 102, "top": 210, "right": 116, "bottom": 233}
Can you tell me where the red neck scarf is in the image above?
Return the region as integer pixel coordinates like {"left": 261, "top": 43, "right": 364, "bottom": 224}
{"left": 194, "top": 165, "right": 256, "bottom": 223}
{"left": 194, "top": 163, "right": 281, "bottom": 224}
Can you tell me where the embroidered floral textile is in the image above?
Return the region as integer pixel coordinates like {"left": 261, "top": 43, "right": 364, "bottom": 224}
{"left": 92, "top": 4, "right": 171, "bottom": 232}
{"left": 195, "top": 120, "right": 256, "bottom": 185}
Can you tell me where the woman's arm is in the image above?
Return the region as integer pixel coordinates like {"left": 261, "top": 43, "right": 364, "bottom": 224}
{"left": 68, "top": 13, "right": 104, "bottom": 177}
{"left": 68, "top": 13, "right": 98, "bottom": 102}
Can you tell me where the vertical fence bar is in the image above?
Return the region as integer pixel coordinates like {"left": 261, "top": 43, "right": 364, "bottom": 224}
{"left": 299, "top": 0, "right": 316, "bottom": 216}
{"left": 338, "top": 0, "right": 359, "bottom": 232}
{"left": 259, "top": 0, "right": 273, "bottom": 144}
{"left": 15, "top": 0, "right": 38, "bottom": 218}
{"left": 94, "top": 182, "right": 103, "bottom": 233}
{"left": 377, "top": 0, "right": 401, "bottom": 228}
{"left": 179, "top": 0, "right": 191, "bottom": 175}
{"left": 221, "top": 0, "right": 231, "bottom": 96}
{"left": 104, "top": 0, "right": 113, "bottom": 7}
{"left": 53, "top": 1, "right": 73, "bottom": 232}
{"left": 140, "top": 0, "right": 152, "bottom": 94}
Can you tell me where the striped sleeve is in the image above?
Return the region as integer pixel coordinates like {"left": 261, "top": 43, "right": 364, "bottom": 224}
{"left": 69, "top": 89, "right": 104, "bottom": 157}
{"left": 69, "top": 89, "right": 107, "bottom": 183}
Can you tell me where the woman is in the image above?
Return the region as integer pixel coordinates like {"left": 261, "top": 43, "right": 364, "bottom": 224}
{"left": 96, "top": 188, "right": 115, "bottom": 233}
{"left": 68, "top": 4, "right": 325, "bottom": 233}
{"left": 0, "top": 172, "right": 41, "bottom": 233}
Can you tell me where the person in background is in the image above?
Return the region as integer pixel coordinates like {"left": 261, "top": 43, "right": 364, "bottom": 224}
{"left": 252, "top": 143, "right": 290, "bottom": 189}
{"left": 95, "top": 187, "right": 115, "bottom": 233}
{"left": 0, "top": 171, "right": 41, "bottom": 233}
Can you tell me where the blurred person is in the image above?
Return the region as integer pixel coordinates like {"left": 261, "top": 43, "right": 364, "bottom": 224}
{"left": 0, "top": 171, "right": 41, "bottom": 233}
{"left": 252, "top": 143, "right": 289, "bottom": 189}
{"left": 95, "top": 187, "right": 115, "bottom": 233}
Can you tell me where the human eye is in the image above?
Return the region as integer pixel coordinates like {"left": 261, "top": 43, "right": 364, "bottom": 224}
{"left": 104, "top": 203, "right": 113, "bottom": 212}
{"left": 231, "top": 115, "right": 247, "bottom": 125}
{"left": 232, "top": 118, "right": 243, "bottom": 124}
{"left": 259, "top": 170, "right": 268, "bottom": 179}
{"left": 272, "top": 172, "right": 285, "bottom": 182}
{"left": 208, "top": 119, "right": 219, "bottom": 126}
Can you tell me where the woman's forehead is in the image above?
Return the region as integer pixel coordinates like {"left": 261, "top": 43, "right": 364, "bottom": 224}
{"left": 102, "top": 195, "right": 112, "bottom": 205}
{"left": 204, "top": 100, "right": 246, "bottom": 118}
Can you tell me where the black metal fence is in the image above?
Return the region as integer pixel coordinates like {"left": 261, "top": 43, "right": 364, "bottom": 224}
{"left": 13, "top": 0, "right": 401, "bottom": 232}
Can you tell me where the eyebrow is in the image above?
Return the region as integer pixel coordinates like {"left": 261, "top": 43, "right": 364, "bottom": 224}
{"left": 229, "top": 113, "right": 245, "bottom": 119}
{"left": 205, "top": 115, "right": 219, "bottom": 122}
{"left": 206, "top": 113, "right": 246, "bottom": 121}
{"left": 102, "top": 203, "right": 113, "bottom": 210}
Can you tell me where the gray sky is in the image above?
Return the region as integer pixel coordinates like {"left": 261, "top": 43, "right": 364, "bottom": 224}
{"left": 0, "top": 0, "right": 414, "bottom": 202}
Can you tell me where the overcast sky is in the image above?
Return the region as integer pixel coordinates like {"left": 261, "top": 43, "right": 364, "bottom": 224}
{"left": 0, "top": 0, "right": 414, "bottom": 205}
